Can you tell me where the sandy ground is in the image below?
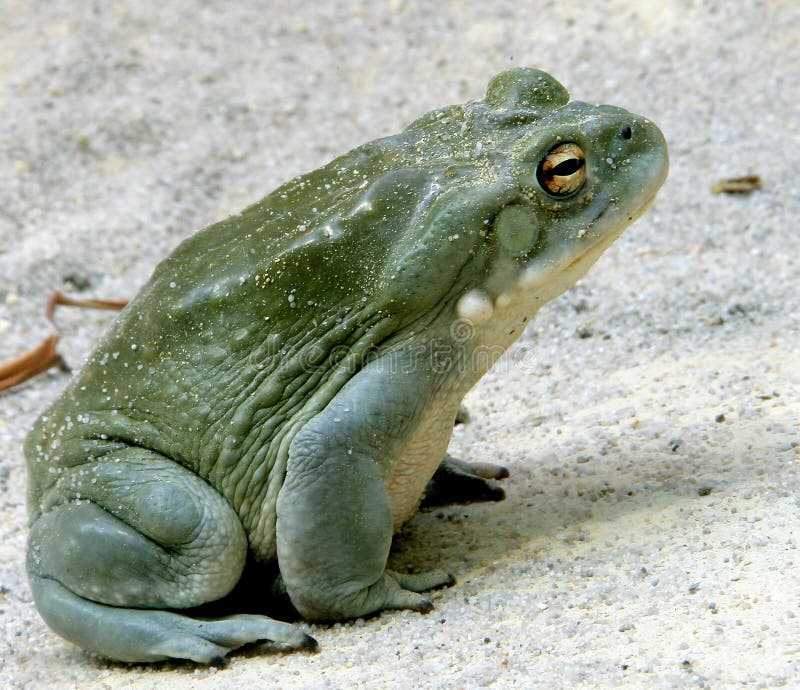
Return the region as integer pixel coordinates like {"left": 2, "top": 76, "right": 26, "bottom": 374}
{"left": 1, "top": 1, "right": 798, "bottom": 688}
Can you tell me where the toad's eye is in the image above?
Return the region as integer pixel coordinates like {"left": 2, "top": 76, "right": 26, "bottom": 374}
{"left": 536, "top": 143, "right": 586, "bottom": 196}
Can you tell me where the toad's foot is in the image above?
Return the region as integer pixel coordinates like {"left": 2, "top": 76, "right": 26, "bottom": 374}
{"left": 421, "top": 454, "right": 509, "bottom": 507}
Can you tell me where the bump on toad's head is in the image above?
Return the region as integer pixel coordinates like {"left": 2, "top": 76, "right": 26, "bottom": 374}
{"left": 484, "top": 68, "right": 570, "bottom": 114}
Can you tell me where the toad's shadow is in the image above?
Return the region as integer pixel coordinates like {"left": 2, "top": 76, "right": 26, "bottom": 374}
{"left": 389, "top": 448, "right": 733, "bottom": 582}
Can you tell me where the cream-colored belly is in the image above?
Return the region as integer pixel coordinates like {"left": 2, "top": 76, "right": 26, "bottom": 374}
{"left": 386, "top": 402, "right": 458, "bottom": 530}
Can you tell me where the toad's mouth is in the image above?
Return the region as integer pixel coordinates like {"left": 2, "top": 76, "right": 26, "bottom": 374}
{"left": 522, "top": 183, "right": 661, "bottom": 295}
{"left": 563, "top": 179, "right": 662, "bottom": 273}
{"left": 563, "top": 205, "right": 610, "bottom": 271}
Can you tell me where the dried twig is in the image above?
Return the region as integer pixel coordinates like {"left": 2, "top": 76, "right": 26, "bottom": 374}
{"left": 0, "top": 292, "right": 128, "bottom": 392}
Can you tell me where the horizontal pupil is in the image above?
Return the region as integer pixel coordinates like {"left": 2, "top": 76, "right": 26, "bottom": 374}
{"left": 551, "top": 157, "right": 584, "bottom": 176}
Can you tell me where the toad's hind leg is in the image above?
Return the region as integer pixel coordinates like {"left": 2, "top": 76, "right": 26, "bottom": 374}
{"left": 27, "top": 448, "right": 315, "bottom": 663}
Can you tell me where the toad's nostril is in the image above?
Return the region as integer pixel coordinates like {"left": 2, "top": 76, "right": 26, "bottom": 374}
{"left": 621, "top": 126, "right": 633, "bottom": 140}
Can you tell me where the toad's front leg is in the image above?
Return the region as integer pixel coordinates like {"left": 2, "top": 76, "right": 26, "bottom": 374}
{"left": 276, "top": 362, "right": 454, "bottom": 621}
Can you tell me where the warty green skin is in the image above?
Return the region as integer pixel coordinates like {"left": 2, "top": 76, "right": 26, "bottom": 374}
{"left": 24, "top": 68, "right": 668, "bottom": 664}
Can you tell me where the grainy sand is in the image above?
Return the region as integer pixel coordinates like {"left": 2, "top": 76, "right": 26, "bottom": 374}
{"left": 1, "top": 2, "right": 798, "bottom": 688}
